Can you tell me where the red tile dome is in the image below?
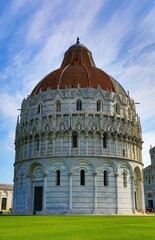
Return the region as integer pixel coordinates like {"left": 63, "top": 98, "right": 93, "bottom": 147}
{"left": 31, "top": 38, "right": 126, "bottom": 96}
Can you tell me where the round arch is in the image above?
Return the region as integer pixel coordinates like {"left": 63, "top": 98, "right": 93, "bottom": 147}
{"left": 46, "top": 159, "right": 69, "bottom": 173}
{"left": 118, "top": 162, "right": 133, "bottom": 176}
{"left": 134, "top": 166, "right": 142, "bottom": 179}
{"left": 95, "top": 160, "right": 117, "bottom": 174}
{"left": 28, "top": 162, "right": 44, "bottom": 177}
{"left": 70, "top": 159, "right": 95, "bottom": 173}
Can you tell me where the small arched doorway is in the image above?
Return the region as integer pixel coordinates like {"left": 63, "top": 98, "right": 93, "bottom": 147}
{"left": 134, "top": 166, "right": 144, "bottom": 213}
{"left": 29, "top": 165, "right": 44, "bottom": 213}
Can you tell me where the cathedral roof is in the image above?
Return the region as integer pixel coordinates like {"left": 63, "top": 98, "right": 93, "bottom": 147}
{"left": 31, "top": 38, "right": 126, "bottom": 96}
{"left": 0, "top": 184, "right": 13, "bottom": 191}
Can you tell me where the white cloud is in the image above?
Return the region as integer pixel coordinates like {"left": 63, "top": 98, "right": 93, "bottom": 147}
{"left": 0, "top": 92, "right": 22, "bottom": 118}
{"left": 11, "top": 0, "right": 105, "bottom": 95}
{"left": 0, "top": 0, "right": 31, "bottom": 41}
{"left": 26, "top": 1, "right": 59, "bottom": 43}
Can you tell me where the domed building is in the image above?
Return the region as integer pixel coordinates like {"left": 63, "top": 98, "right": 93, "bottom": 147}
{"left": 13, "top": 38, "right": 145, "bottom": 215}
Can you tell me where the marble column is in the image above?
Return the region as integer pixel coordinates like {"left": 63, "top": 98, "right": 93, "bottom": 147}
{"left": 86, "top": 132, "right": 88, "bottom": 155}
{"left": 114, "top": 134, "right": 117, "bottom": 156}
{"left": 39, "top": 135, "right": 42, "bottom": 156}
{"left": 107, "top": 133, "right": 111, "bottom": 155}
{"left": 131, "top": 176, "right": 135, "bottom": 213}
{"left": 129, "top": 141, "right": 132, "bottom": 159}
{"left": 12, "top": 178, "right": 17, "bottom": 213}
{"left": 101, "top": 133, "right": 103, "bottom": 155}
{"left": 69, "top": 172, "right": 73, "bottom": 211}
{"left": 126, "top": 139, "right": 129, "bottom": 157}
{"left": 61, "top": 134, "right": 64, "bottom": 155}
{"left": 43, "top": 173, "right": 48, "bottom": 214}
{"left": 120, "top": 137, "right": 123, "bottom": 157}
{"left": 139, "top": 178, "right": 145, "bottom": 213}
{"left": 93, "top": 172, "right": 97, "bottom": 213}
{"left": 32, "top": 136, "right": 35, "bottom": 157}
{"left": 93, "top": 132, "right": 96, "bottom": 155}
{"left": 25, "top": 175, "right": 31, "bottom": 214}
{"left": 78, "top": 131, "right": 80, "bottom": 155}
{"left": 52, "top": 134, "right": 56, "bottom": 155}
{"left": 115, "top": 173, "right": 119, "bottom": 213}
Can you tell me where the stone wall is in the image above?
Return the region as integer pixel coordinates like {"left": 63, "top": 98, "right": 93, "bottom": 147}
{"left": 13, "top": 156, "right": 144, "bottom": 214}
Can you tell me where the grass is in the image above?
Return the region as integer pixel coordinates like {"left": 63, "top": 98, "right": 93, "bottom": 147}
{"left": 0, "top": 215, "right": 155, "bottom": 240}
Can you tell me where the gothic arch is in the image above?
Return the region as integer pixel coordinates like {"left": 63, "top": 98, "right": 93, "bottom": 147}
{"left": 113, "top": 93, "right": 123, "bottom": 104}
{"left": 55, "top": 100, "right": 61, "bottom": 112}
{"left": 94, "top": 86, "right": 106, "bottom": 101}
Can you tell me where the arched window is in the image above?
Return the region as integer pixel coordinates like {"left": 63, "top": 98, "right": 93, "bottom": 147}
{"left": 149, "top": 177, "right": 151, "bottom": 185}
{"left": 36, "top": 139, "right": 39, "bottom": 151}
{"left": 37, "top": 104, "right": 42, "bottom": 114}
{"left": 115, "top": 103, "right": 120, "bottom": 115}
{"left": 56, "top": 169, "right": 60, "bottom": 186}
{"left": 72, "top": 132, "right": 78, "bottom": 148}
{"left": 103, "top": 170, "right": 109, "bottom": 186}
{"left": 103, "top": 134, "right": 107, "bottom": 148}
{"left": 56, "top": 100, "right": 61, "bottom": 112}
{"left": 80, "top": 169, "right": 85, "bottom": 186}
{"left": 97, "top": 100, "right": 102, "bottom": 111}
{"left": 76, "top": 99, "right": 82, "bottom": 111}
{"left": 123, "top": 149, "right": 126, "bottom": 157}
{"left": 123, "top": 172, "right": 127, "bottom": 187}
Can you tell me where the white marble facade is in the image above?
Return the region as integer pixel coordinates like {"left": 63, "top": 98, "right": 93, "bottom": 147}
{"left": 144, "top": 146, "right": 155, "bottom": 210}
{"left": 13, "top": 86, "right": 145, "bottom": 214}
{"left": 13, "top": 39, "right": 145, "bottom": 215}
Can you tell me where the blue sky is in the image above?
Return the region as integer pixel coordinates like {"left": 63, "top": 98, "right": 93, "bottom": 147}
{"left": 0, "top": 0, "right": 155, "bottom": 183}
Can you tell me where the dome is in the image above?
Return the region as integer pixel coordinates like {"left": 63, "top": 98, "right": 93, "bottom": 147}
{"left": 31, "top": 38, "right": 126, "bottom": 96}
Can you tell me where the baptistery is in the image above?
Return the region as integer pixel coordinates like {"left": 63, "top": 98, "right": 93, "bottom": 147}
{"left": 13, "top": 38, "right": 145, "bottom": 214}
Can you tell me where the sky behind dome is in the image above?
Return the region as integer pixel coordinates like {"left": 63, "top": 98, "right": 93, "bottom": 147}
{"left": 0, "top": 0, "right": 155, "bottom": 183}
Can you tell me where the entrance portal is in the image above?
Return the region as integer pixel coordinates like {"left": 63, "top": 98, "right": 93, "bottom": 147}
{"left": 34, "top": 186, "right": 43, "bottom": 211}
{"left": 148, "top": 199, "right": 153, "bottom": 209}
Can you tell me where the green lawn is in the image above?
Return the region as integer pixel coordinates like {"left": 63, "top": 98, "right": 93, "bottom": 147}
{"left": 0, "top": 215, "right": 154, "bottom": 240}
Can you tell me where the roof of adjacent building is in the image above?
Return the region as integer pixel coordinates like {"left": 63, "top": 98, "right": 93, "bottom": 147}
{"left": 31, "top": 38, "right": 126, "bottom": 96}
{"left": 0, "top": 184, "right": 13, "bottom": 191}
